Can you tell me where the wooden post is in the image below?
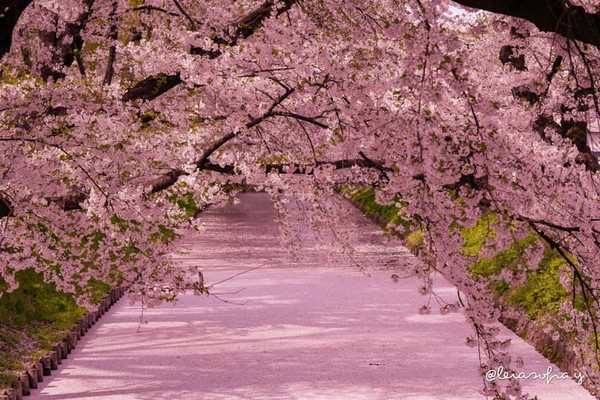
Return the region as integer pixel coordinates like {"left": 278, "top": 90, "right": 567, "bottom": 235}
{"left": 41, "top": 355, "right": 52, "bottom": 375}
{"left": 69, "top": 331, "right": 78, "bottom": 349}
{"left": 34, "top": 362, "right": 43, "bottom": 382}
{"left": 19, "top": 373, "right": 30, "bottom": 395}
{"left": 53, "top": 344, "right": 63, "bottom": 363}
{"left": 26, "top": 366, "right": 38, "bottom": 389}
{"left": 63, "top": 336, "right": 72, "bottom": 353}
{"left": 49, "top": 350, "right": 59, "bottom": 369}
{"left": 59, "top": 340, "right": 68, "bottom": 358}
{"left": 73, "top": 323, "right": 82, "bottom": 340}
{"left": 11, "top": 379, "right": 23, "bottom": 400}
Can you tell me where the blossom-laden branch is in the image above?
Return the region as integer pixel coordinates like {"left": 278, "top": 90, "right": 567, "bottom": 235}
{"left": 124, "top": 0, "right": 298, "bottom": 101}
{"left": 172, "top": 0, "right": 199, "bottom": 31}
{"left": 0, "top": 0, "right": 33, "bottom": 57}
{"left": 3, "top": 0, "right": 98, "bottom": 80}
{"left": 102, "top": 1, "right": 119, "bottom": 86}
{"left": 148, "top": 83, "right": 296, "bottom": 192}
{"left": 190, "top": 0, "right": 297, "bottom": 57}
{"left": 452, "top": 0, "right": 600, "bottom": 49}
{"left": 198, "top": 158, "right": 389, "bottom": 175}
{"left": 528, "top": 222, "right": 600, "bottom": 364}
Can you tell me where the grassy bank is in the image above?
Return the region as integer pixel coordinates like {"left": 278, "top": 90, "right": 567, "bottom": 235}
{"left": 342, "top": 186, "right": 576, "bottom": 362}
{"left": 0, "top": 270, "right": 110, "bottom": 388}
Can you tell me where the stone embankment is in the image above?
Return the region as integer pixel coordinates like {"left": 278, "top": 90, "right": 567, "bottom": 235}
{"left": 343, "top": 189, "right": 598, "bottom": 399}
{"left": 0, "top": 287, "right": 126, "bottom": 400}
{"left": 500, "top": 312, "right": 598, "bottom": 398}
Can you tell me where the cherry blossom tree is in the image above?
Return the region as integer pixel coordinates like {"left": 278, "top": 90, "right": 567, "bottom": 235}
{"left": 1, "top": 0, "right": 599, "bottom": 397}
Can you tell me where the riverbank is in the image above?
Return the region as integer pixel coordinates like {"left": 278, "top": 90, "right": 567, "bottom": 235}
{"left": 0, "top": 270, "right": 113, "bottom": 392}
{"left": 341, "top": 186, "right": 598, "bottom": 398}
{"left": 27, "top": 192, "right": 594, "bottom": 400}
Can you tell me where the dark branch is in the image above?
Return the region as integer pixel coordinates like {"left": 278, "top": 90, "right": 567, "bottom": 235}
{"left": 172, "top": 0, "right": 199, "bottom": 31}
{"left": 265, "top": 158, "right": 390, "bottom": 174}
{"left": 129, "top": 0, "right": 298, "bottom": 100}
{"left": 130, "top": 6, "right": 178, "bottom": 16}
{"left": 122, "top": 73, "right": 183, "bottom": 102}
{"left": 546, "top": 55, "right": 563, "bottom": 82}
{"left": 103, "top": 2, "right": 118, "bottom": 86}
{"left": 0, "top": 0, "right": 34, "bottom": 58}
{"left": 0, "top": 190, "right": 88, "bottom": 216}
{"left": 149, "top": 169, "right": 189, "bottom": 193}
{"left": 202, "top": 163, "right": 236, "bottom": 174}
{"left": 443, "top": 173, "right": 489, "bottom": 191}
{"left": 149, "top": 157, "right": 389, "bottom": 193}
{"left": 271, "top": 111, "right": 330, "bottom": 129}
{"left": 195, "top": 86, "right": 295, "bottom": 170}
{"left": 515, "top": 215, "right": 581, "bottom": 232}
{"left": 148, "top": 86, "right": 296, "bottom": 192}
{"left": 45, "top": 190, "right": 88, "bottom": 211}
{"left": 451, "top": 0, "right": 600, "bottom": 48}
{"left": 202, "top": 159, "right": 389, "bottom": 175}
{"left": 191, "top": 0, "right": 297, "bottom": 55}
{"left": 0, "top": 195, "right": 12, "bottom": 218}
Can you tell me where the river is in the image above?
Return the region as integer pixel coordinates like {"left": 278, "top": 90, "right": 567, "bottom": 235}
{"left": 29, "top": 192, "right": 593, "bottom": 399}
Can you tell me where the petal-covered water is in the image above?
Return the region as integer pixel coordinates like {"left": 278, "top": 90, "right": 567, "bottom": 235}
{"left": 175, "top": 192, "right": 414, "bottom": 273}
{"left": 29, "top": 192, "right": 594, "bottom": 400}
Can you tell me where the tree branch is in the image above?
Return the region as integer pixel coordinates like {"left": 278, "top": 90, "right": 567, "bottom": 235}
{"left": 0, "top": 194, "right": 12, "bottom": 218}
{"left": 265, "top": 158, "right": 390, "bottom": 174}
{"left": 45, "top": 190, "right": 88, "bottom": 211}
{"left": 122, "top": 73, "right": 183, "bottom": 102}
{"left": 126, "top": 0, "right": 298, "bottom": 101}
{"left": 195, "top": 86, "right": 295, "bottom": 170}
{"left": 0, "top": 0, "right": 34, "bottom": 58}
{"left": 102, "top": 2, "right": 118, "bottom": 86}
{"left": 451, "top": 0, "right": 600, "bottom": 48}
{"left": 201, "top": 159, "right": 389, "bottom": 175}
{"left": 515, "top": 214, "right": 581, "bottom": 232}
{"left": 149, "top": 168, "right": 188, "bottom": 193}
{"left": 172, "top": 0, "right": 199, "bottom": 31}
{"left": 270, "top": 111, "right": 330, "bottom": 129}
{"left": 147, "top": 86, "right": 296, "bottom": 192}
{"left": 130, "top": 5, "right": 179, "bottom": 16}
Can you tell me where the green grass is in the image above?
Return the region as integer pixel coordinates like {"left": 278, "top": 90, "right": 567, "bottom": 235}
{"left": 0, "top": 269, "right": 110, "bottom": 388}
{"left": 341, "top": 186, "right": 412, "bottom": 233}
{"left": 506, "top": 250, "right": 568, "bottom": 319}
{"left": 343, "top": 185, "right": 571, "bottom": 322}
{"left": 344, "top": 185, "right": 600, "bottom": 370}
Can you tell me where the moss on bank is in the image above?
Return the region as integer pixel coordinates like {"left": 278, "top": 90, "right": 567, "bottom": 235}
{"left": 0, "top": 270, "right": 110, "bottom": 388}
{"left": 339, "top": 186, "right": 411, "bottom": 233}
{"left": 343, "top": 186, "right": 571, "bottom": 324}
{"left": 343, "top": 186, "right": 600, "bottom": 384}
